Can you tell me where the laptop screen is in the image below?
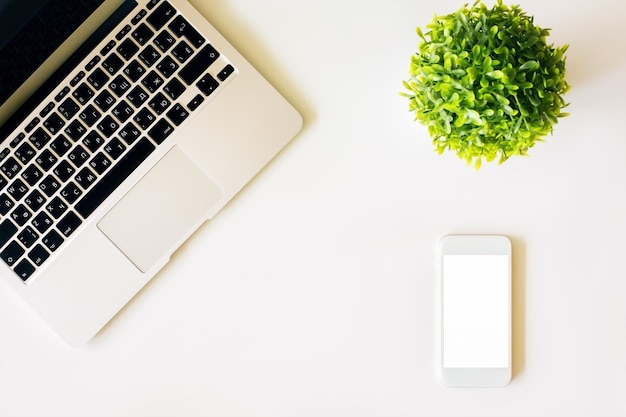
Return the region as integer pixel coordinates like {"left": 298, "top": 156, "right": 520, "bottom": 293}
{"left": 0, "top": 0, "right": 105, "bottom": 106}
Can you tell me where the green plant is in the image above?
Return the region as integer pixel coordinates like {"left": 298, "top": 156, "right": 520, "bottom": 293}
{"left": 402, "top": 0, "right": 570, "bottom": 168}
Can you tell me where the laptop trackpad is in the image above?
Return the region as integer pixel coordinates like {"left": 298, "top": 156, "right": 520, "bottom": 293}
{"left": 98, "top": 146, "right": 223, "bottom": 272}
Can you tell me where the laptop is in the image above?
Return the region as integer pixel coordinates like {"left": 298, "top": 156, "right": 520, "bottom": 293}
{"left": 0, "top": 0, "right": 302, "bottom": 346}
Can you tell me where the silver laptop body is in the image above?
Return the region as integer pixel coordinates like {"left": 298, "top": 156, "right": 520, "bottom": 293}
{"left": 0, "top": 0, "right": 302, "bottom": 346}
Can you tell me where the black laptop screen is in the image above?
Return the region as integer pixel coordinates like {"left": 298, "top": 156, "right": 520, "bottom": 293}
{"left": 0, "top": 0, "right": 105, "bottom": 106}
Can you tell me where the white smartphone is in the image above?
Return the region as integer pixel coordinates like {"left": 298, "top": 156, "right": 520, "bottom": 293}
{"left": 438, "top": 235, "right": 512, "bottom": 387}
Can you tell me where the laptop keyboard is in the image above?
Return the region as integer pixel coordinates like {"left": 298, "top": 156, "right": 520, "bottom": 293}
{"left": 0, "top": 0, "right": 105, "bottom": 105}
{"left": 0, "top": 0, "right": 237, "bottom": 282}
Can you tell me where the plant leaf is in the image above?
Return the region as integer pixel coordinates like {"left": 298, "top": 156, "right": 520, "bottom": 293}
{"left": 519, "top": 60, "right": 540, "bottom": 71}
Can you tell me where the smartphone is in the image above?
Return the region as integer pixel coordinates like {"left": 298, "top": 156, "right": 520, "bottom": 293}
{"left": 438, "top": 235, "right": 512, "bottom": 387}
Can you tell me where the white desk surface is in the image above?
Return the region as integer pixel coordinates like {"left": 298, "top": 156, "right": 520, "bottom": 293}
{"left": 1, "top": 1, "right": 625, "bottom": 416}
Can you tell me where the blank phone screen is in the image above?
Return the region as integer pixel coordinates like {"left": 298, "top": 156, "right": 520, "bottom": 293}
{"left": 442, "top": 255, "right": 509, "bottom": 368}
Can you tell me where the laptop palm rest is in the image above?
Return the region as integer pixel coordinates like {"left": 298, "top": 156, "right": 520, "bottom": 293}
{"left": 98, "top": 145, "right": 223, "bottom": 272}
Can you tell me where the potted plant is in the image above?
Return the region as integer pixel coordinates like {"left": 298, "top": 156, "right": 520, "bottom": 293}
{"left": 402, "top": 0, "right": 570, "bottom": 169}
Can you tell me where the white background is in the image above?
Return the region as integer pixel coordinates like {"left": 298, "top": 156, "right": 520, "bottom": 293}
{"left": 1, "top": 0, "right": 626, "bottom": 416}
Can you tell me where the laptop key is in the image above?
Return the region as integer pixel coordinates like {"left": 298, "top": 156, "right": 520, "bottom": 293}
{"left": 217, "top": 64, "right": 235, "bottom": 81}
{"left": 58, "top": 97, "right": 81, "bottom": 120}
{"left": 18, "top": 226, "right": 39, "bottom": 248}
{"left": 154, "top": 30, "right": 175, "bottom": 52}
{"left": 39, "top": 102, "right": 55, "bottom": 118}
{"left": 89, "top": 153, "right": 112, "bottom": 175}
{"left": 32, "top": 212, "right": 53, "bottom": 234}
{"left": 187, "top": 94, "right": 204, "bottom": 111}
{"left": 127, "top": 86, "right": 150, "bottom": 108}
{"left": 60, "top": 182, "right": 82, "bottom": 204}
{"left": 24, "top": 190, "right": 46, "bottom": 212}
{"left": 168, "top": 15, "right": 205, "bottom": 48}
{"left": 179, "top": 44, "right": 220, "bottom": 85}
{"left": 1, "top": 157, "right": 22, "bottom": 179}
{"left": 57, "top": 212, "right": 82, "bottom": 238}
{"left": 147, "top": 1, "right": 176, "bottom": 31}
{"left": 79, "top": 104, "right": 102, "bottom": 127}
{"left": 87, "top": 68, "right": 110, "bottom": 90}
{"left": 142, "top": 71, "right": 164, "bottom": 93}
{"left": 85, "top": 56, "right": 101, "bottom": 72}
{"left": 39, "top": 175, "right": 61, "bottom": 197}
{"left": 0, "top": 241, "right": 26, "bottom": 266}
{"left": 82, "top": 131, "right": 105, "bottom": 152}
{"left": 104, "top": 138, "right": 126, "bottom": 160}
{"left": 25, "top": 118, "right": 40, "bottom": 133}
{"left": 156, "top": 56, "right": 178, "bottom": 78}
{"left": 93, "top": 90, "right": 117, "bottom": 112}
{"left": 97, "top": 115, "right": 120, "bottom": 138}
{"left": 21, "top": 165, "right": 43, "bottom": 186}
{"left": 163, "top": 78, "right": 185, "bottom": 100}
{"left": 54, "top": 86, "right": 71, "bottom": 102}
{"left": 46, "top": 197, "right": 68, "bottom": 219}
{"left": 100, "top": 40, "right": 117, "bottom": 56}
{"left": 36, "top": 149, "right": 58, "bottom": 171}
{"left": 29, "top": 128, "right": 51, "bottom": 150}
{"left": 109, "top": 74, "right": 132, "bottom": 97}
{"left": 172, "top": 41, "right": 193, "bottom": 63}
{"left": 10, "top": 204, "right": 31, "bottom": 227}
{"left": 148, "top": 118, "right": 174, "bottom": 144}
{"left": 70, "top": 71, "right": 85, "bottom": 87}
{"left": 64, "top": 120, "right": 88, "bottom": 141}
{"left": 15, "top": 142, "right": 36, "bottom": 164}
{"left": 42, "top": 230, "right": 64, "bottom": 252}
{"left": 112, "top": 101, "right": 134, "bottom": 124}
{"left": 28, "top": 244, "right": 49, "bottom": 267}
{"left": 118, "top": 122, "right": 141, "bottom": 145}
{"left": 44, "top": 112, "right": 65, "bottom": 135}
{"left": 124, "top": 60, "right": 146, "bottom": 82}
{"left": 75, "top": 167, "right": 97, "bottom": 190}
{"left": 139, "top": 44, "right": 161, "bottom": 67}
{"left": 14, "top": 259, "right": 35, "bottom": 281}
{"left": 9, "top": 133, "right": 25, "bottom": 148}
{"left": 116, "top": 24, "right": 131, "bottom": 41}
{"left": 0, "top": 149, "right": 8, "bottom": 165}
{"left": 131, "top": 9, "right": 147, "bottom": 25}
{"left": 197, "top": 74, "right": 219, "bottom": 96}
{"left": 102, "top": 53, "right": 124, "bottom": 75}
{"left": 132, "top": 23, "right": 154, "bottom": 45}
{"left": 0, "top": 219, "right": 18, "bottom": 247}
{"left": 134, "top": 108, "right": 157, "bottom": 130}
{"left": 148, "top": 92, "right": 171, "bottom": 115}
{"left": 7, "top": 178, "right": 28, "bottom": 200}
{"left": 0, "top": 194, "right": 14, "bottom": 216}
{"left": 117, "top": 38, "right": 139, "bottom": 60}
{"left": 1, "top": 241, "right": 24, "bottom": 266}
{"left": 73, "top": 83, "right": 94, "bottom": 104}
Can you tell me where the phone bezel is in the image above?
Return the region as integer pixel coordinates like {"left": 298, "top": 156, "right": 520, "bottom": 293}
{"left": 438, "top": 234, "right": 512, "bottom": 388}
